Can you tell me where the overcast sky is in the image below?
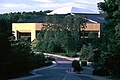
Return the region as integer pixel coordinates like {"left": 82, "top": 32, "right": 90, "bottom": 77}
{"left": 0, "top": 0, "right": 104, "bottom": 14}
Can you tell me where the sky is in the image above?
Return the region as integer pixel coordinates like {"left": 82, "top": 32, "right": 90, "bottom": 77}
{"left": 0, "top": 0, "right": 104, "bottom": 14}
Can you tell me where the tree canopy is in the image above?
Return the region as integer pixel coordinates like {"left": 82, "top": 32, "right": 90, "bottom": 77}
{"left": 94, "top": 0, "right": 120, "bottom": 76}
{"left": 36, "top": 14, "right": 87, "bottom": 53}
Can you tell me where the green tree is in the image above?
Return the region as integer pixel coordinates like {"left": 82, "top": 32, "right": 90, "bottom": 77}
{"left": 36, "top": 14, "right": 87, "bottom": 53}
{"left": 79, "top": 44, "right": 94, "bottom": 61}
{"left": 47, "top": 40, "right": 56, "bottom": 53}
{"left": 88, "top": 32, "right": 97, "bottom": 39}
{"left": 96, "top": 0, "right": 120, "bottom": 76}
{"left": 88, "top": 32, "right": 99, "bottom": 48}
{"left": 59, "top": 30, "right": 75, "bottom": 53}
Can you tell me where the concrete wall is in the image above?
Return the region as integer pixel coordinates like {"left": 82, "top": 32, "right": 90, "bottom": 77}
{"left": 81, "top": 23, "right": 100, "bottom": 37}
{"left": 12, "top": 23, "right": 36, "bottom": 41}
{"left": 36, "top": 23, "right": 43, "bottom": 30}
{"left": 12, "top": 23, "right": 100, "bottom": 42}
{"left": 81, "top": 23, "right": 100, "bottom": 32}
{"left": 84, "top": 23, "right": 100, "bottom": 31}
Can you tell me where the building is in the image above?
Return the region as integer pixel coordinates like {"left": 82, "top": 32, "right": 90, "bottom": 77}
{"left": 12, "top": 7, "right": 105, "bottom": 42}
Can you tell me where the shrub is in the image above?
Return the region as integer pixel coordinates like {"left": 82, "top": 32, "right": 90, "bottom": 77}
{"left": 10, "top": 40, "right": 35, "bottom": 75}
{"left": 92, "top": 68, "right": 110, "bottom": 76}
{"left": 72, "top": 60, "right": 83, "bottom": 73}
{"left": 46, "top": 56, "right": 55, "bottom": 61}
{"left": 68, "top": 52, "right": 78, "bottom": 57}
{"left": 44, "top": 61, "right": 53, "bottom": 66}
{"left": 33, "top": 53, "right": 46, "bottom": 68}
{"left": 0, "top": 39, "right": 53, "bottom": 79}
{"left": 0, "top": 39, "right": 35, "bottom": 79}
{"left": 92, "top": 49, "right": 101, "bottom": 68}
{"left": 59, "top": 52, "right": 78, "bottom": 57}
{"left": 78, "top": 44, "right": 94, "bottom": 61}
{"left": 33, "top": 53, "right": 54, "bottom": 68}
{"left": 81, "top": 60, "right": 87, "bottom": 67}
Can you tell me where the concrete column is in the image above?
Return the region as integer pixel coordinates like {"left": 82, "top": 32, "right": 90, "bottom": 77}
{"left": 14, "top": 30, "right": 17, "bottom": 40}
{"left": 98, "top": 31, "right": 100, "bottom": 37}
{"left": 31, "top": 26, "right": 36, "bottom": 42}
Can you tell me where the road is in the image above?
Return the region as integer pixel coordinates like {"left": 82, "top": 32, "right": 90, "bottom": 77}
{"left": 27, "top": 57, "right": 96, "bottom": 80}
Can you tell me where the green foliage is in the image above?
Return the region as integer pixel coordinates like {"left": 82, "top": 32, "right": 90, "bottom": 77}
{"left": 0, "top": 11, "right": 47, "bottom": 32}
{"left": 36, "top": 42, "right": 43, "bottom": 52}
{"left": 33, "top": 53, "right": 54, "bottom": 68}
{"left": 72, "top": 60, "right": 83, "bottom": 72}
{"left": 81, "top": 61, "right": 87, "bottom": 67}
{"left": 0, "top": 31, "right": 53, "bottom": 79}
{"left": 92, "top": 68, "right": 110, "bottom": 76}
{"left": 59, "top": 30, "right": 76, "bottom": 53}
{"left": 0, "top": 11, "right": 55, "bottom": 79}
{"left": 33, "top": 53, "right": 46, "bottom": 68}
{"left": 88, "top": 32, "right": 98, "bottom": 39}
{"left": 2, "top": 11, "right": 47, "bottom": 22}
{"left": 93, "top": 49, "right": 101, "bottom": 68}
{"left": 59, "top": 52, "right": 78, "bottom": 57}
{"left": 47, "top": 40, "right": 56, "bottom": 53}
{"left": 79, "top": 45, "right": 88, "bottom": 60}
{"left": 41, "top": 41, "right": 49, "bottom": 52}
{"left": 12, "top": 39, "right": 32, "bottom": 54}
{"left": 46, "top": 56, "right": 55, "bottom": 61}
{"left": 67, "top": 52, "right": 78, "bottom": 57}
{"left": 100, "top": 52, "right": 120, "bottom": 76}
{"left": 36, "top": 14, "right": 87, "bottom": 53}
{"left": 88, "top": 32, "right": 99, "bottom": 48}
{"left": 0, "top": 33, "right": 34, "bottom": 79}
{"left": 78, "top": 44, "right": 94, "bottom": 61}
{"left": 36, "top": 31, "right": 45, "bottom": 41}
{"left": 96, "top": 0, "right": 120, "bottom": 76}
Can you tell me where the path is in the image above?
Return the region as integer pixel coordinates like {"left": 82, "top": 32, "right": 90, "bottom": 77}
{"left": 12, "top": 53, "right": 109, "bottom": 80}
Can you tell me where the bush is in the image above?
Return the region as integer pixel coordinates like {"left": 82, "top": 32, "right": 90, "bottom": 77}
{"left": 33, "top": 53, "right": 54, "bottom": 68}
{"left": 100, "top": 52, "right": 120, "bottom": 77}
{"left": 46, "top": 56, "right": 55, "bottom": 61}
{"left": 10, "top": 40, "right": 35, "bottom": 76}
{"left": 68, "top": 52, "right": 78, "bottom": 57}
{"left": 33, "top": 53, "right": 46, "bottom": 68}
{"left": 0, "top": 39, "right": 53, "bottom": 79}
{"left": 44, "top": 61, "right": 53, "bottom": 66}
{"left": 78, "top": 44, "right": 94, "bottom": 61}
{"left": 0, "top": 39, "right": 35, "bottom": 79}
{"left": 81, "top": 60, "right": 87, "bottom": 67}
{"left": 72, "top": 60, "right": 83, "bottom": 73}
{"left": 92, "top": 68, "right": 110, "bottom": 76}
{"left": 59, "top": 52, "right": 78, "bottom": 57}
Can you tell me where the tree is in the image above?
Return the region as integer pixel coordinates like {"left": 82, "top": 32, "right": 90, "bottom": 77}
{"left": 36, "top": 14, "right": 87, "bottom": 53}
{"left": 59, "top": 30, "right": 75, "bottom": 53}
{"left": 0, "top": 11, "right": 54, "bottom": 79}
{"left": 78, "top": 44, "right": 94, "bottom": 61}
{"left": 88, "top": 32, "right": 98, "bottom": 48}
{"left": 96, "top": 0, "right": 120, "bottom": 76}
{"left": 47, "top": 40, "right": 56, "bottom": 53}
{"left": 88, "top": 32, "right": 98, "bottom": 39}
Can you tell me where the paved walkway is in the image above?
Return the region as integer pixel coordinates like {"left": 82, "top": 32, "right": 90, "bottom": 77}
{"left": 45, "top": 53, "right": 110, "bottom": 80}
{"left": 12, "top": 53, "right": 110, "bottom": 80}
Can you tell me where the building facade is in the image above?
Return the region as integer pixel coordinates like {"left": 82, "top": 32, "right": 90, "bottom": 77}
{"left": 12, "top": 13, "right": 105, "bottom": 42}
{"left": 12, "top": 23, "right": 43, "bottom": 41}
{"left": 12, "top": 22, "right": 100, "bottom": 42}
